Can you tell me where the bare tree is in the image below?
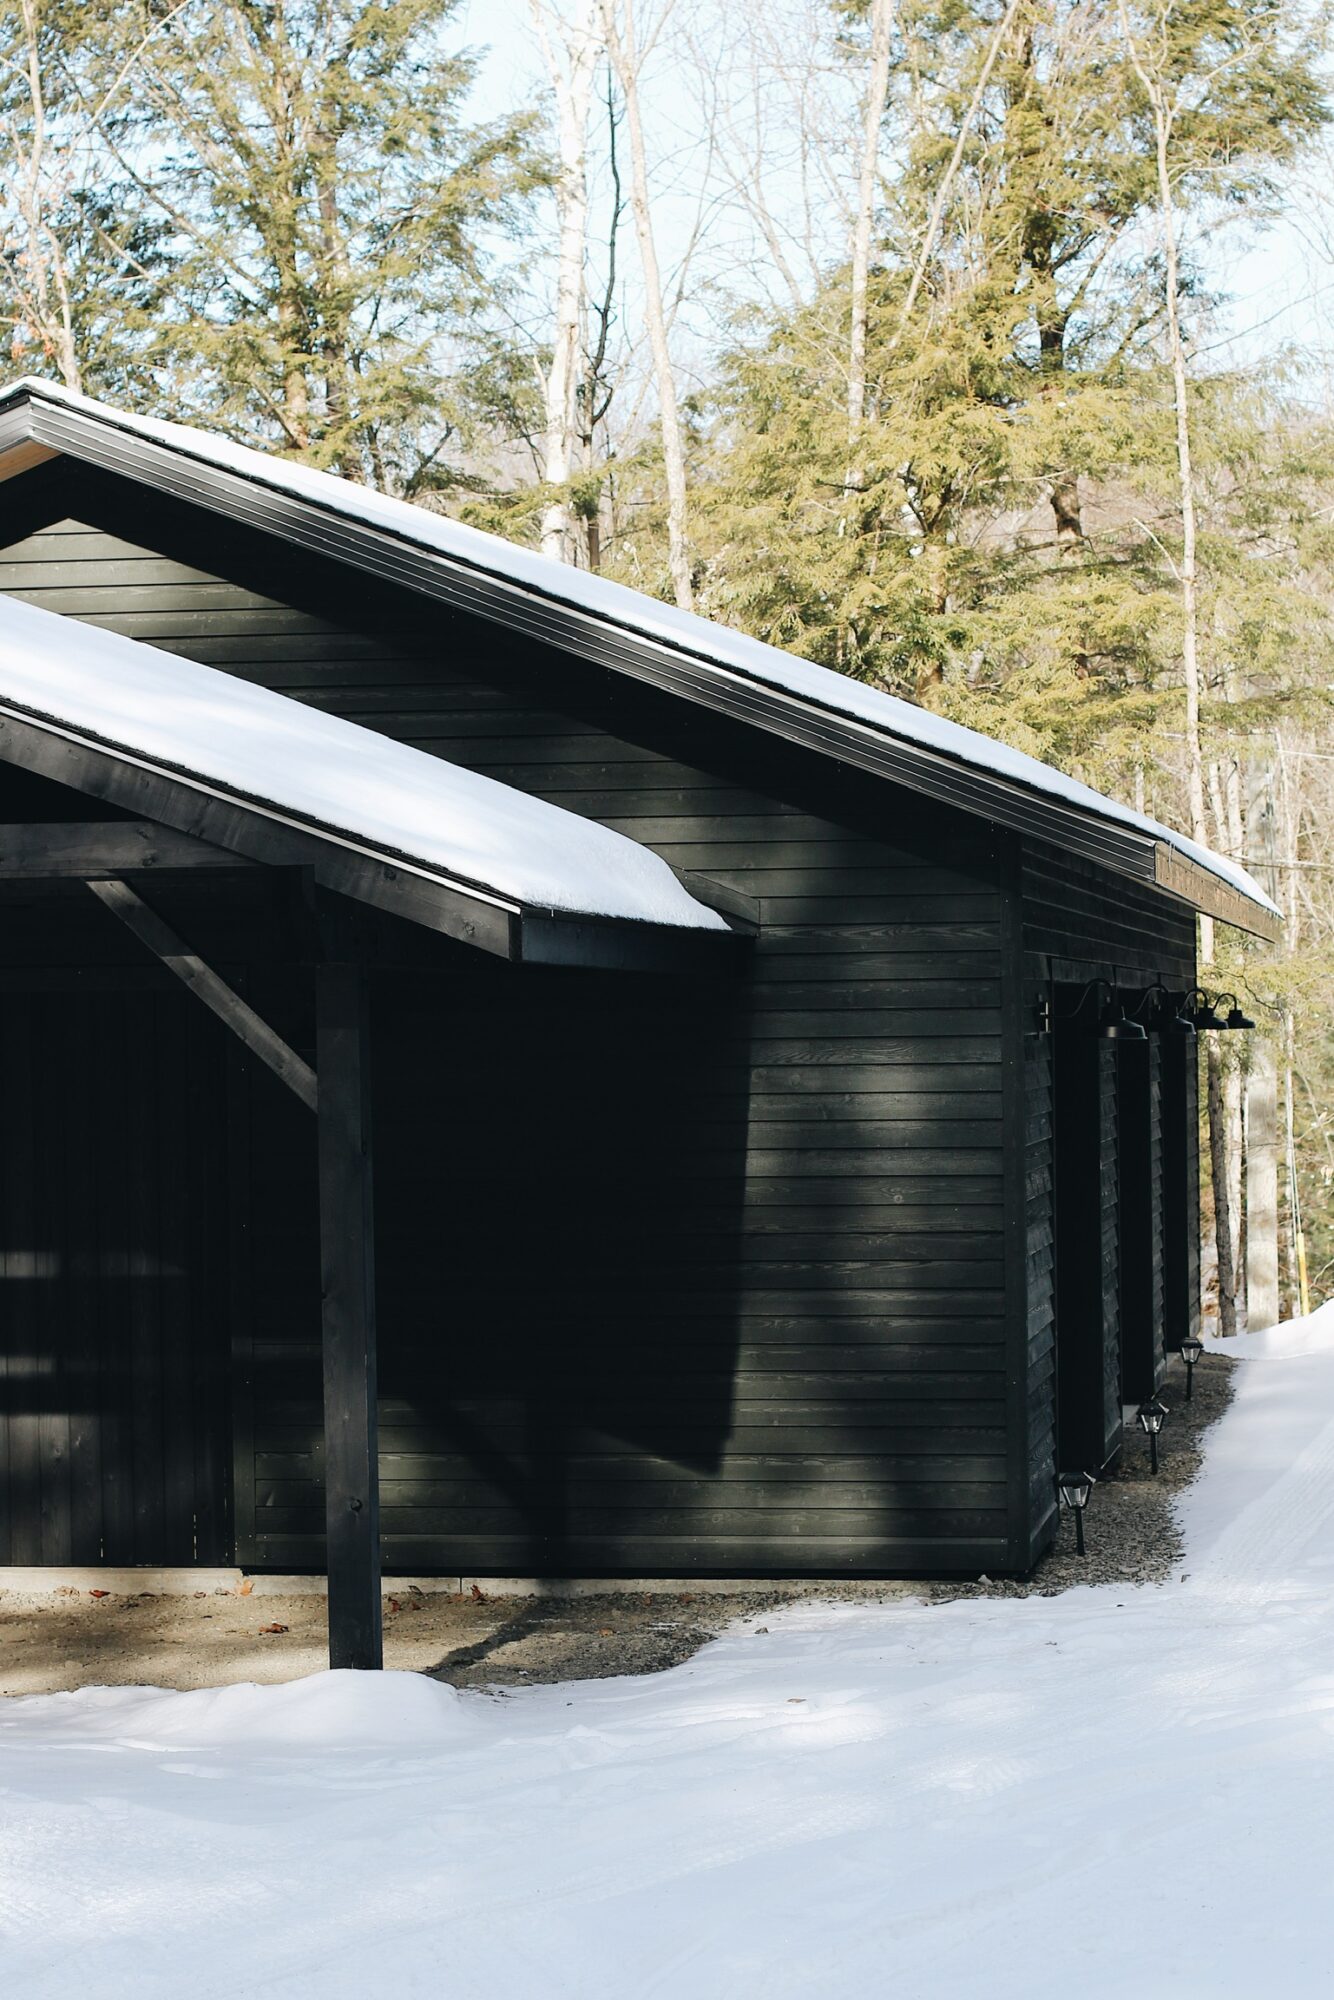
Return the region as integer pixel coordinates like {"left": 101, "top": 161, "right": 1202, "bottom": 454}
{"left": 1121, "top": 0, "right": 1237, "bottom": 1332}
{"left": 529, "top": 0, "right": 604, "bottom": 564}
{"left": 846, "top": 0, "right": 895, "bottom": 475}
{"left": 1, "top": 0, "right": 82, "bottom": 389}
{"left": 602, "top": 0, "right": 694, "bottom": 609}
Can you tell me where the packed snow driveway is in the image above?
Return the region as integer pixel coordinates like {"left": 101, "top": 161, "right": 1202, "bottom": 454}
{"left": 4, "top": 1316, "right": 1334, "bottom": 1999}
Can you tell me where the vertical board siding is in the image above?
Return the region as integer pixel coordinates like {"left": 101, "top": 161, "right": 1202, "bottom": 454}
{"left": 1052, "top": 1025, "right": 1123, "bottom": 1473}
{"left": 0, "top": 988, "right": 230, "bottom": 1564}
{"left": 1021, "top": 839, "right": 1196, "bottom": 1517}
{"left": 0, "top": 514, "right": 1015, "bottom": 1575}
{"left": 1023, "top": 1024, "right": 1057, "bottom": 1554}
{"left": 1161, "top": 1037, "right": 1202, "bottom": 1350}
{"left": 1118, "top": 1040, "right": 1167, "bottom": 1403}
{"left": 1098, "top": 1046, "right": 1121, "bottom": 1451}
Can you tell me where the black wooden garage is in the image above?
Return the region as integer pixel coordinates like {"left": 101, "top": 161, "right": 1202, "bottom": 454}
{"left": 0, "top": 379, "right": 1278, "bottom": 1667}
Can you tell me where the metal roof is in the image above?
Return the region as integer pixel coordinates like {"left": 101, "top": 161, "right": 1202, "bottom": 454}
{"left": 0, "top": 377, "right": 1280, "bottom": 943}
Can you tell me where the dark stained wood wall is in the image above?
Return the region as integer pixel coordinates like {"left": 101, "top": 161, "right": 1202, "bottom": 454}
{"left": 0, "top": 985, "right": 230, "bottom": 1564}
{"left": 1022, "top": 1020, "right": 1057, "bottom": 1558}
{"left": 1118, "top": 1039, "right": 1167, "bottom": 1403}
{"left": 0, "top": 503, "right": 1018, "bottom": 1576}
{"left": 1162, "top": 1037, "right": 1202, "bottom": 1350}
{"left": 1020, "top": 840, "right": 1197, "bottom": 1516}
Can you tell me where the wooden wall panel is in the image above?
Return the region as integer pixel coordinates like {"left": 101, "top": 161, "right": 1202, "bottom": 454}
{"left": 0, "top": 506, "right": 1022, "bottom": 1575}
{"left": 1023, "top": 1024, "right": 1057, "bottom": 1557}
{"left": 1118, "top": 1040, "right": 1167, "bottom": 1403}
{"left": 1020, "top": 837, "right": 1197, "bottom": 1521}
{"left": 0, "top": 988, "right": 231, "bottom": 1565}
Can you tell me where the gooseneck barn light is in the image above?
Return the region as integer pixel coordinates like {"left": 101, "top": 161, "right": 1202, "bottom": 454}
{"left": 1129, "top": 984, "right": 1197, "bottom": 1037}
{"left": 1061, "top": 979, "right": 1147, "bottom": 1042}
{"left": 1136, "top": 1397, "right": 1169, "bottom": 1473}
{"left": 1057, "top": 1470, "right": 1097, "bottom": 1557}
{"left": 1179, "top": 1334, "right": 1204, "bottom": 1400}
{"left": 1216, "top": 994, "right": 1257, "bottom": 1032}
{"left": 1184, "top": 988, "right": 1227, "bottom": 1031}
{"left": 1183, "top": 989, "right": 1256, "bottom": 1033}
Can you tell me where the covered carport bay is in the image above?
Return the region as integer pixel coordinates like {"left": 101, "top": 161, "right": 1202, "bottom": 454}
{"left": 0, "top": 591, "right": 736, "bottom": 1668}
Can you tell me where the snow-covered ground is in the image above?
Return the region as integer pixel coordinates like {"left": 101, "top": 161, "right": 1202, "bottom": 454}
{"left": 4, "top": 1315, "right": 1334, "bottom": 1999}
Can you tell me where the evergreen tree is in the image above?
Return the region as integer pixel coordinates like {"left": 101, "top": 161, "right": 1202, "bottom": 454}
{"left": 103, "top": 0, "right": 542, "bottom": 487}
{"left": 685, "top": 0, "right": 1327, "bottom": 781}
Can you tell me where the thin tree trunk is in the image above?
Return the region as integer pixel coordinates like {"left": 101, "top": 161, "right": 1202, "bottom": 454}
{"left": 1124, "top": 7, "right": 1235, "bottom": 1326}
{"left": 1123, "top": 10, "right": 1208, "bottom": 863}
{"left": 603, "top": 0, "right": 693, "bottom": 610}
{"left": 1245, "top": 749, "right": 1280, "bottom": 1329}
{"left": 1207, "top": 1043, "right": 1237, "bottom": 1338}
{"left": 845, "top": 0, "right": 895, "bottom": 484}
{"left": 1247, "top": 1043, "right": 1279, "bottom": 1331}
{"left": 1225, "top": 1061, "right": 1244, "bottom": 1322}
{"left": 531, "top": 0, "right": 602, "bottom": 565}
{"left": 892, "top": 0, "right": 1022, "bottom": 343}
{"left": 15, "top": 0, "right": 82, "bottom": 391}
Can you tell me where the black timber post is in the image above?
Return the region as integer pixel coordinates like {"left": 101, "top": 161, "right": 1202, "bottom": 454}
{"left": 316, "top": 960, "right": 383, "bottom": 1671}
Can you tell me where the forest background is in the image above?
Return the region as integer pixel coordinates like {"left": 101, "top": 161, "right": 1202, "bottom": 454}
{"left": 3, "top": 0, "right": 1332, "bottom": 1328}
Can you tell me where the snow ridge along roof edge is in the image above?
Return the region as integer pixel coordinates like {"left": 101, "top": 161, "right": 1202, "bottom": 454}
{"left": 0, "top": 588, "right": 728, "bottom": 947}
{"left": 0, "top": 377, "right": 1279, "bottom": 941}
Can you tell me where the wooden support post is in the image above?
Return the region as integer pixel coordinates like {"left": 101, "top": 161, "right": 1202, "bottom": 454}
{"left": 316, "top": 961, "right": 382, "bottom": 1671}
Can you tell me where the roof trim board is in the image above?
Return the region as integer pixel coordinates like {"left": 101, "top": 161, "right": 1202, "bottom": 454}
{"left": 0, "top": 379, "right": 1281, "bottom": 943}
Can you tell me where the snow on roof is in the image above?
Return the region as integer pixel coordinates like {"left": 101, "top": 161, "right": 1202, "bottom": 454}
{"left": 0, "top": 376, "right": 1278, "bottom": 922}
{"left": 0, "top": 589, "right": 727, "bottom": 932}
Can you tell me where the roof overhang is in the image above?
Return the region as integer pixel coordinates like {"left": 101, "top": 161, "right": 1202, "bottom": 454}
{"left": 0, "top": 381, "right": 1281, "bottom": 945}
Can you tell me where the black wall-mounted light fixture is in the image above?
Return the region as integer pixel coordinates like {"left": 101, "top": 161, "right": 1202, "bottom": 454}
{"left": 1136, "top": 1397, "right": 1169, "bottom": 1473}
{"left": 1215, "top": 994, "right": 1256, "bottom": 1032}
{"left": 1130, "top": 984, "right": 1197, "bottom": 1037}
{"left": 1099, "top": 994, "right": 1148, "bottom": 1041}
{"left": 1179, "top": 1334, "right": 1204, "bottom": 1399}
{"left": 1062, "top": 978, "right": 1147, "bottom": 1041}
{"left": 1184, "top": 988, "right": 1227, "bottom": 1031}
{"left": 1057, "top": 1470, "right": 1097, "bottom": 1557}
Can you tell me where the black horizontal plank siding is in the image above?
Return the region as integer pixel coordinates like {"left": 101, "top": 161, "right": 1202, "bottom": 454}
{"left": 0, "top": 501, "right": 1024, "bottom": 1575}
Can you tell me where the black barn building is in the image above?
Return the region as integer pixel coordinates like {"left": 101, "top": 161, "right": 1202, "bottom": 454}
{"left": 0, "top": 380, "right": 1277, "bottom": 1667}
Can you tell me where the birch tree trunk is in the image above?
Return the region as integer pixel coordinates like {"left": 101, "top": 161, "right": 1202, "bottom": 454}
{"left": 1123, "top": 2, "right": 1234, "bottom": 1328}
{"left": 1247, "top": 1045, "right": 1279, "bottom": 1330}
{"left": 530, "top": 0, "right": 603, "bottom": 565}
{"left": 603, "top": 0, "right": 694, "bottom": 610}
{"left": 8, "top": 0, "right": 82, "bottom": 391}
{"left": 1245, "top": 750, "right": 1280, "bottom": 1330}
{"left": 1121, "top": 5, "right": 1208, "bottom": 863}
{"left": 845, "top": 0, "right": 895, "bottom": 482}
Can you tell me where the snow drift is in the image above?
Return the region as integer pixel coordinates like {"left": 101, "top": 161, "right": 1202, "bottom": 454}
{"left": 3, "top": 1310, "right": 1334, "bottom": 1998}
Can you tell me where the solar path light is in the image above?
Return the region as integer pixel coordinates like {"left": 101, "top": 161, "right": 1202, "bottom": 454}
{"left": 1136, "top": 1398, "right": 1169, "bottom": 1473}
{"left": 1057, "top": 1470, "right": 1096, "bottom": 1557}
{"left": 1180, "top": 1334, "right": 1204, "bottom": 1401}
